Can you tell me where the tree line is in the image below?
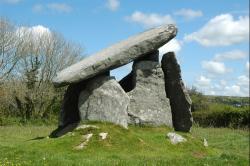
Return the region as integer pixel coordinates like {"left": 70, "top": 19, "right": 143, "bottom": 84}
{"left": 0, "top": 18, "right": 83, "bottom": 122}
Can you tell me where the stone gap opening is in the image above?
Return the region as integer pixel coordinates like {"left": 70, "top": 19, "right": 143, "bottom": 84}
{"left": 110, "top": 62, "right": 135, "bottom": 92}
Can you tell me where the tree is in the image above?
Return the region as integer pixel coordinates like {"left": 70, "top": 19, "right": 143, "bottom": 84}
{"left": 0, "top": 18, "right": 23, "bottom": 80}
{"left": 0, "top": 18, "right": 83, "bottom": 120}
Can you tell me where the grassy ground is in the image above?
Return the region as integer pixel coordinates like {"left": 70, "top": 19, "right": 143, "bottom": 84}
{"left": 0, "top": 122, "right": 249, "bottom": 166}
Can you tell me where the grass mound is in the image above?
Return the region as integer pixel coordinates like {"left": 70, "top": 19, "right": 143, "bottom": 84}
{"left": 0, "top": 122, "right": 248, "bottom": 165}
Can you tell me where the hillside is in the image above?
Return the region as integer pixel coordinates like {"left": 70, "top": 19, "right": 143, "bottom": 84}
{"left": 0, "top": 122, "right": 248, "bottom": 166}
{"left": 205, "top": 95, "right": 249, "bottom": 107}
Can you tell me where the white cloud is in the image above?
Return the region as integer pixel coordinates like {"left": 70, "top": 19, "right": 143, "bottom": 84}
{"left": 16, "top": 25, "right": 51, "bottom": 41}
{"left": 225, "top": 85, "right": 241, "bottom": 96}
{"left": 174, "top": 8, "right": 203, "bottom": 20}
{"left": 158, "top": 39, "right": 181, "bottom": 55}
{"left": 194, "top": 77, "right": 215, "bottom": 95}
{"left": 196, "top": 75, "right": 211, "bottom": 86}
{"left": 32, "top": 4, "right": 44, "bottom": 13}
{"left": 220, "top": 80, "right": 227, "bottom": 86}
{"left": 201, "top": 60, "right": 230, "bottom": 75}
{"left": 15, "top": 25, "right": 52, "bottom": 54}
{"left": 30, "top": 25, "right": 51, "bottom": 35}
{"left": 18, "top": 25, "right": 50, "bottom": 35}
{"left": 236, "top": 75, "right": 249, "bottom": 96}
{"left": 106, "top": 0, "right": 119, "bottom": 11}
{"left": 223, "top": 77, "right": 249, "bottom": 96}
{"left": 246, "top": 62, "right": 249, "bottom": 71}
{"left": 184, "top": 14, "right": 249, "bottom": 46}
{"left": 194, "top": 75, "right": 249, "bottom": 97}
{"left": 207, "top": 90, "right": 216, "bottom": 95}
{"left": 47, "top": 3, "right": 72, "bottom": 13}
{"left": 237, "top": 75, "right": 249, "bottom": 86}
{"left": 126, "top": 11, "right": 175, "bottom": 28}
{"left": 0, "top": 0, "right": 21, "bottom": 4}
{"left": 213, "top": 50, "right": 247, "bottom": 61}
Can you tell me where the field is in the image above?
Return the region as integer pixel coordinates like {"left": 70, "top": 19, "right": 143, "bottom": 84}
{"left": 0, "top": 122, "right": 249, "bottom": 166}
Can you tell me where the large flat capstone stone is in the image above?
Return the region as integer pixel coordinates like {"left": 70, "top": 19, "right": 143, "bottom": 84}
{"left": 53, "top": 24, "right": 177, "bottom": 87}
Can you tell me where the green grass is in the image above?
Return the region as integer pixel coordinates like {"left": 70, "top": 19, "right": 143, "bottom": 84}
{"left": 0, "top": 122, "right": 249, "bottom": 166}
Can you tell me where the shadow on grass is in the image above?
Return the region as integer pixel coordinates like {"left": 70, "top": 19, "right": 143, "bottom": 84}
{"left": 27, "top": 136, "right": 47, "bottom": 141}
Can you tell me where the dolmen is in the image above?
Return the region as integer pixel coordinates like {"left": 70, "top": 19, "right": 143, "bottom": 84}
{"left": 50, "top": 24, "right": 193, "bottom": 138}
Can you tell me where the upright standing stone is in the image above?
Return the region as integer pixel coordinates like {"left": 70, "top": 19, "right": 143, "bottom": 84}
{"left": 50, "top": 72, "right": 110, "bottom": 138}
{"left": 126, "top": 51, "right": 172, "bottom": 126}
{"left": 161, "top": 52, "right": 193, "bottom": 132}
{"left": 78, "top": 75, "right": 129, "bottom": 128}
{"left": 49, "top": 82, "right": 84, "bottom": 138}
{"left": 53, "top": 24, "right": 177, "bottom": 87}
{"left": 119, "top": 50, "right": 159, "bottom": 93}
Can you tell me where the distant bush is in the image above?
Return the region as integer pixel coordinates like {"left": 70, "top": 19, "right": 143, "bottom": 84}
{"left": 0, "top": 115, "right": 58, "bottom": 126}
{"left": 187, "top": 86, "right": 209, "bottom": 112}
{"left": 188, "top": 87, "right": 250, "bottom": 128}
{"left": 193, "top": 106, "right": 249, "bottom": 128}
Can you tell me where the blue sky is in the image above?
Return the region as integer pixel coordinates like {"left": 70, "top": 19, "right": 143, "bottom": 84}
{"left": 0, "top": 0, "right": 249, "bottom": 96}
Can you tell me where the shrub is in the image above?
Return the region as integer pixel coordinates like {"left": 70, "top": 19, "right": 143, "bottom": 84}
{"left": 193, "top": 106, "right": 249, "bottom": 128}
{"left": 188, "top": 86, "right": 209, "bottom": 112}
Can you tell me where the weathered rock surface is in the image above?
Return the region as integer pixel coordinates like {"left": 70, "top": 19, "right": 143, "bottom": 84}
{"left": 75, "top": 133, "right": 93, "bottom": 150}
{"left": 167, "top": 132, "right": 187, "bottom": 144}
{"left": 99, "top": 132, "right": 108, "bottom": 140}
{"left": 76, "top": 124, "right": 99, "bottom": 130}
{"left": 119, "top": 50, "right": 159, "bottom": 93}
{"left": 50, "top": 72, "right": 110, "bottom": 138}
{"left": 161, "top": 52, "right": 193, "bottom": 132}
{"left": 134, "top": 50, "right": 159, "bottom": 63}
{"left": 78, "top": 76, "right": 129, "bottom": 128}
{"left": 203, "top": 138, "right": 208, "bottom": 147}
{"left": 126, "top": 53, "right": 172, "bottom": 126}
{"left": 53, "top": 24, "right": 177, "bottom": 87}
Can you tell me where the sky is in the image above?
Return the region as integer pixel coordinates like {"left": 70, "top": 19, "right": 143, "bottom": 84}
{"left": 0, "top": 0, "right": 249, "bottom": 97}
